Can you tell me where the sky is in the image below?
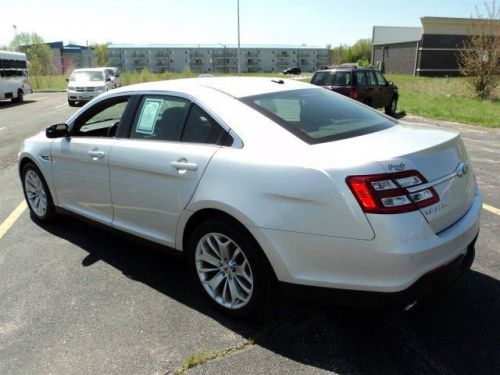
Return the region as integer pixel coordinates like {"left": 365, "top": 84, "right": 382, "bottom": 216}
{"left": 0, "top": 0, "right": 485, "bottom": 48}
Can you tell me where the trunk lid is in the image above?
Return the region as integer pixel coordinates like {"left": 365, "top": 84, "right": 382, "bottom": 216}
{"left": 309, "top": 122, "right": 477, "bottom": 233}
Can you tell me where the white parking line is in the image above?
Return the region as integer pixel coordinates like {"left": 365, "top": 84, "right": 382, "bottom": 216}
{"left": 55, "top": 103, "right": 66, "bottom": 109}
{"left": 0, "top": 127, "right": 5, "bottom": 132}
{"left": 484, "top": 204, "right": 500, "bottom": 216}
{"left": 0, "top": 201, "right": 27, "bottom": 240}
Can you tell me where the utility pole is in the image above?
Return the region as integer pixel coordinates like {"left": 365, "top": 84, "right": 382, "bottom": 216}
{"left": 237, "top": 0, "right": 241, "bottom": 74}
{"left": 12, "top": 25, "right": 18, "bottom": 50}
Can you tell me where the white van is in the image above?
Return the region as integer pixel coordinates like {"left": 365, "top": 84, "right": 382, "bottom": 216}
{"left": 0, "top": 50, "right": 32, "bottom": 104}
{"left": 67, "top": 68, "right": 114, "bottom": 106}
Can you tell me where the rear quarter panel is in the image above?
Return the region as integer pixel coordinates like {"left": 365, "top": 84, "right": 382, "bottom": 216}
{"left": 185, "top": 146, "right": 376, "bottom": 241}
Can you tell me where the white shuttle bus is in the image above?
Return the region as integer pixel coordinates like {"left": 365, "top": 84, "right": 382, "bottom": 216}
{"left": 0, "top": 50, "right": 32, "bottom": 104}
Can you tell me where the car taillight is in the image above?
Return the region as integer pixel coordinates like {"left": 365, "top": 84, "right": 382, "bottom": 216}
{"left": 349, "top": 88, "right": 358, "bottom": 99}
{"left": 346, "top": 170, "right": 439, "bottom": 214}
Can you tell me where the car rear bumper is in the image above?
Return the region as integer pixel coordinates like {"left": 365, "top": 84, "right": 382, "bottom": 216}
{"left": 279, "top": 236, "right": 476, "bottom": 309}
{"left": 247, "top": 189, "right": 482, "bottom": 293}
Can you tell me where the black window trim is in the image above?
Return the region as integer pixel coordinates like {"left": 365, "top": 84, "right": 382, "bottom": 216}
{"left": 239, "top": 88, "right": 395, "bottom": 145}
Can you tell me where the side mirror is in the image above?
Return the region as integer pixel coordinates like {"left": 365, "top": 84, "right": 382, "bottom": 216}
{"left": 46, "top": 123, "right": 69, "bottom": 138}
{"left": 106, "top": 77, "right": 111, "bottom": 82}
{"left": 66, "top": 78, "right": 69, "bottom": 82}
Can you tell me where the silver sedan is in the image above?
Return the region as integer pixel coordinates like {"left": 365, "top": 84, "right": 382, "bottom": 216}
{"left": 18, "top": 77, "right": 481, "bottom": 317}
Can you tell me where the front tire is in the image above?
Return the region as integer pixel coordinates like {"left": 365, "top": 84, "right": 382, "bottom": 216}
{"left": 68, "top": 99, "right": 76, "bottom": 107}
{"left": 21, "top": 162, "right": 57, "bottom": 223}
{"left": 11, "top": 89, "right": 24, "bottom": 104}
{"left": 385, "top": 95, "right": 398, "bottom": 116}
{"left": 187, "top": 219, "right": 271, "bottom": 318}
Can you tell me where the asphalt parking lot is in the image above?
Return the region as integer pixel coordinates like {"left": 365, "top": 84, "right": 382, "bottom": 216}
{"left": 0, "top": 92, "right": 499, "bottom": 375}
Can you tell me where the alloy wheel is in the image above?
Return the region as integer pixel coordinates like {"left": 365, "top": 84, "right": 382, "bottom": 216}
{"left": 24, "top": 170, "right": 47, "bottom": 217}
{"left": 195, "top": 232, "right": 254, "bottom": 309}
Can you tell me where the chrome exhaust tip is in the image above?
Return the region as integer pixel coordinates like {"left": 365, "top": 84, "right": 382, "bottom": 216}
{"left": 404, "top": 300, "right": 418, "bottom": 311}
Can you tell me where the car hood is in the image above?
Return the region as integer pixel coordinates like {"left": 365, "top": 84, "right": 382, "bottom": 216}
{"left": 68, "top": 81, "right": 106, "bottom": 87}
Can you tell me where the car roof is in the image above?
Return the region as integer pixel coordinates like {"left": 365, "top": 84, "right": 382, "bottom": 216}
{"left": 315, "top": 67, "right": 373, "bottom": 73}
{"left": 112, "top": 77, "right": 313, "bottom": 98}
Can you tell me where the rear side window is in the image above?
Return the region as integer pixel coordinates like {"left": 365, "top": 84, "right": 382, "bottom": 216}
{"left": 181, "top": 104, "right": 227, "bottom": 145}
{"left": 130, "top": 96, "right": 190, "bottom": 141}
{"left": 241, "top": 88, "right": 394, "bottom": 144}
{"left": 311, "top": 71, "right": 351, "bottom": 86}
{"left": 356, "top": 71, "right": 368, "bottom": 85}
{"left": 367, "top": 70, "right": 378, "bottom": 86}
{"left": 375, "top": 71, "right": 387, "bottom": 85}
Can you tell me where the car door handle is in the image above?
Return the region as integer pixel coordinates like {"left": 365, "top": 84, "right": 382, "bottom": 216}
{"left": 88, "top": 150, "right": 105, "bottom": 159}
{"left": 170, "top": 160, "right": 198, "bottom": 171}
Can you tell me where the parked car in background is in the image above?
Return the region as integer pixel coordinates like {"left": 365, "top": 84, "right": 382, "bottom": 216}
{"left": 103, "top": 67, "right": 121, "bottom": 88}
{"left": 66, "top": 68, "right": 114, "bottom": 106}
{"left": 283, "top": 67, "right": 301, "bottom": 75}
{"left": 19, "top": 77, "right": 481, "bottom": 318}
{"left": 0, "top": 50, "right": 32, "bottom": 104}
{"left": 311, "top": 66, "right": 398, "bottom": 115}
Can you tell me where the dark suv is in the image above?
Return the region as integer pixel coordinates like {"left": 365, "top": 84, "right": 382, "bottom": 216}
{"left": 311, "top": 66, "right": 398, "bottom": 115}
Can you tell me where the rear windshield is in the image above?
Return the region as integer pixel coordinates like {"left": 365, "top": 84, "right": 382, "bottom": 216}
{"left": 241, "top": 88, "right": 395, "bottom": 144}
{"left": 311, "top": 71, "right": 352, "bottom": 86}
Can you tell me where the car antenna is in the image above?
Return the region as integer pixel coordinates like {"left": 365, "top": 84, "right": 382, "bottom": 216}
{"left": 271, "top": 79, "right": 284, "bottom": 84}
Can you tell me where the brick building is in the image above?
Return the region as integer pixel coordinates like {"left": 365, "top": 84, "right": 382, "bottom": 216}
{"left": 371, "top": 17, "right": 500, "bottom": 76}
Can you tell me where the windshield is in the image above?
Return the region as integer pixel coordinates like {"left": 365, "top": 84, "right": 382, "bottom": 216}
{"left": 241, "top": 88, "right": 395, "bottom": 144}
{"left": 70, "top": 71, "right": 105, "bottom": 82}
{"left": 311, "top": 71, "right": 352, "bottom": 86}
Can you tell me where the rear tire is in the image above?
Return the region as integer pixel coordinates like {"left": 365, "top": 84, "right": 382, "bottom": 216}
{"left": 21, "top": 162, "right": 57, "bottom": 223}
{"left": 187, "top": 218, "right": 271, "bottom": 318}
{"left": 385, "top": 95, "right": 398, "bottom": 116}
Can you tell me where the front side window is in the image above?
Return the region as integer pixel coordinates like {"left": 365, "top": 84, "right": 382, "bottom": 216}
{"left": 241, "top": 88, "right": 394, "bottom": 144}
{"left": 130, "top": 96, "right": 190, "bottom": 141}
{"left": 72, "top": 97, "right": 130, "bottom": 137}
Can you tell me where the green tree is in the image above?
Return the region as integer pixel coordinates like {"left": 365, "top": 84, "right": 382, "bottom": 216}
{"left": 94, "top": 43, "right": 110, "bottom": 66}
{"left": 350, "top": 39, "right": 372, "bottom": 62}
{"left": 331, "top": 39, "right": 372, "bottom": 65}
{"left": 458, "top": 1, "right": 500, "bottom": 99}
{"left": 9, "top": 32, "right": 53, "bottom": 88}
{"left": 332, "top": 44, "right": 351, "bottom": 65}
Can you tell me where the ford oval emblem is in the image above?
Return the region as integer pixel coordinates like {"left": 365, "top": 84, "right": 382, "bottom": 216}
{"left": 456, "top": 162, "right": 469, "bottom": 177}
